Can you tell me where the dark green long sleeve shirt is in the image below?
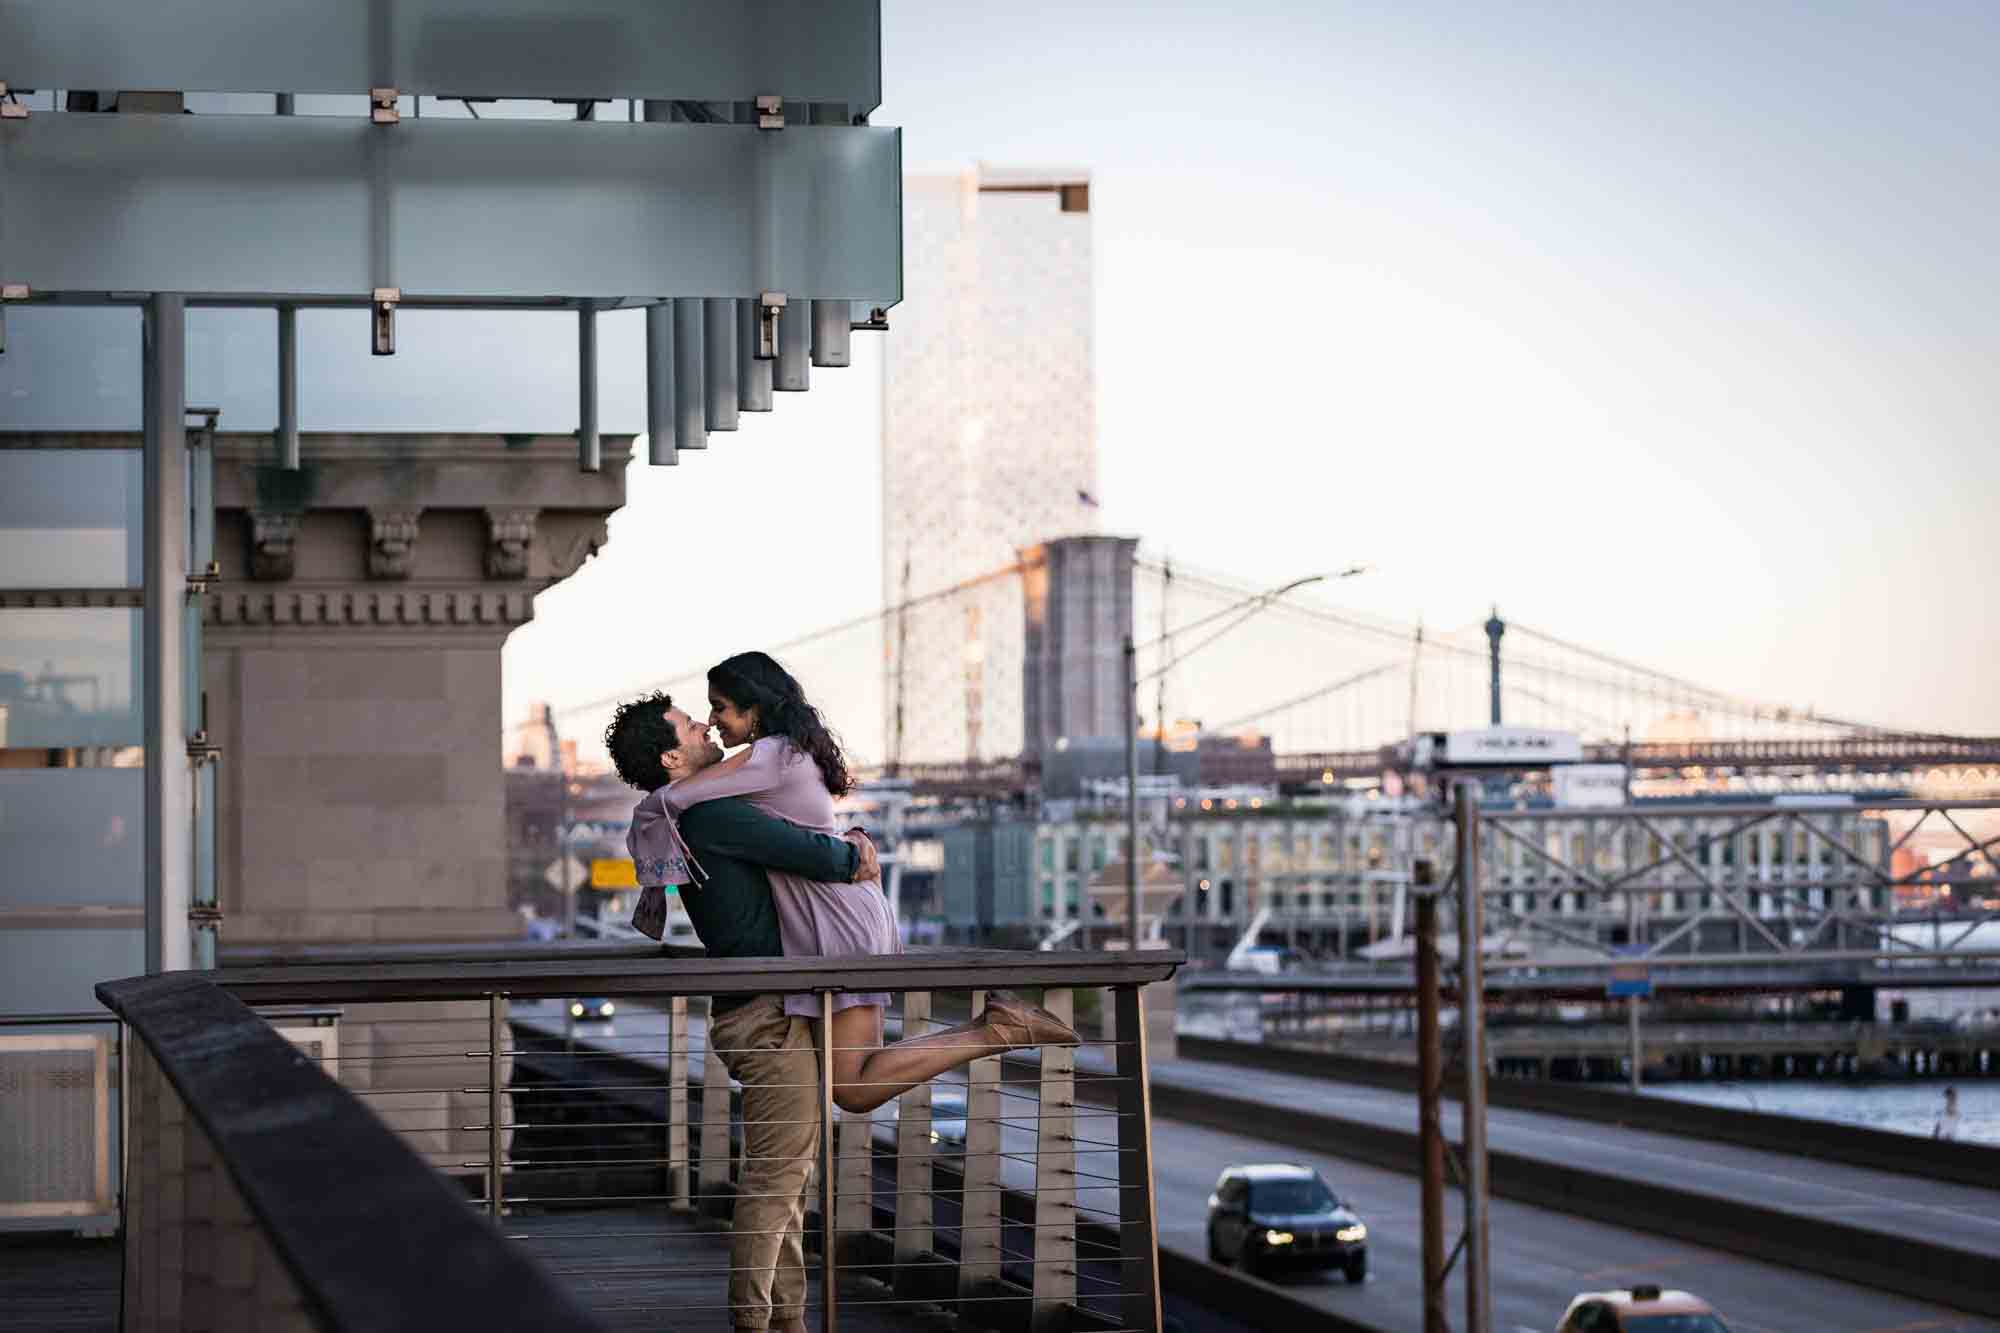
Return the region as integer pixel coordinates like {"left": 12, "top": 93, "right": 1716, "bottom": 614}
{"left": 675, "top": 796, "right": 858, "bottom": 1015}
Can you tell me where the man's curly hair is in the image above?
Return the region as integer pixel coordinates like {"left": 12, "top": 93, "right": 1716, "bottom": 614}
{"left": 604, "top": 691, "right": 680, "bottom": 792}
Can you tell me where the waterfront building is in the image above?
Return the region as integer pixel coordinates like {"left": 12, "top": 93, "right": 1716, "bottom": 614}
{"left": 992, "top": 796, "right": 1898, "bottom": 965}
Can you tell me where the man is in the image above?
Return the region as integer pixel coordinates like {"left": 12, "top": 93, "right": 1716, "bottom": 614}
{"left": 605, "top": 692, "right": 876, "bottom": 1333}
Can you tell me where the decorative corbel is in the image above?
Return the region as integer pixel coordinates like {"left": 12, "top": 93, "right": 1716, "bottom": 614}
{"left": 248, "top": 510, "right": 301, "bottom": 581}
{"left": 483, "top": 507, "right": 539, "bottom": 580}
{"left": 366, "top": 506, "right": 423, "bottom": 580}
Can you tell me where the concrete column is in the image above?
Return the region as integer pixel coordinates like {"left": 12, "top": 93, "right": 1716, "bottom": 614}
{"left": 144, "top": 295, "right": 191, "bottom": 973}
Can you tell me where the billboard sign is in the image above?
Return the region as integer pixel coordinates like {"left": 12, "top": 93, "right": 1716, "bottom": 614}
{"left": 1408, "top": 727, "right": 1583, "bottom": 769}
{"left": 1554, "top": 764, "right": 1629, "bottom": 809}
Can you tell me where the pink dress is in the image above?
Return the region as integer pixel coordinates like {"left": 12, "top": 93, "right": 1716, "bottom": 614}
{"left": 664, "top": 736, "right": 899, "bottom": 1016}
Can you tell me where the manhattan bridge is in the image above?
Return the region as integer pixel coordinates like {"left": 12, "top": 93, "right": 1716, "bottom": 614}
{"left": 545, "top": 545, "right": 2000, "bottom": 979}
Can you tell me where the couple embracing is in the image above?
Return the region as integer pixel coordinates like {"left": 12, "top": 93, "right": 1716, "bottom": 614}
{"left": 605, "top": 651, "right": 1077, "bottom": 1333}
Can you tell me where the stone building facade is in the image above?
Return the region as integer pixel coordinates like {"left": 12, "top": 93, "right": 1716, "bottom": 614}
{"left": 204, "top": 432, "right": 629, "bottom": 946}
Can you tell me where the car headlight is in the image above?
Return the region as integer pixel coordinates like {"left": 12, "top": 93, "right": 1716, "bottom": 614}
{"left": 1336, "top": 1224, "right": 1366, "bottom": 1243}
{"left": 570, "top": 1002, "right": 584, "bottom": 1017}
{"left": 1264, "top": 1230, "right": 1294, "bottom": 1246}
{"left": 930, "top": 1129, "right": 941, "bottom": 1144}
{"left": 600, "top": 1002, "right": 614, "bottom": 1016}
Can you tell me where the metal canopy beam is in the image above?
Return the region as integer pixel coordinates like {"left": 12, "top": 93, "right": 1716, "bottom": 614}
{"left": 0, "top": 0, "right": 881, "bottom": 109}
{"left": 1, "top": 114, "right": 901, "bottom": 304}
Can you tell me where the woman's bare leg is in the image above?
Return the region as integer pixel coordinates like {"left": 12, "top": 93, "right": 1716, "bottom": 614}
{"left": 820, "top": 994, "right": 1079, "bottom": 1115}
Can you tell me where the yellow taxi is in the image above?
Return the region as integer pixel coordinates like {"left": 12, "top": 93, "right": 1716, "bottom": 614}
{"left": 1557, "top": 1285, "right": 1730, "bottom": 1333}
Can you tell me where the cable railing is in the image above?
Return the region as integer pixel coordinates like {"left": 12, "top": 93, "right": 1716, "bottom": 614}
{"left": 103, "top": 943, "right": 1181, "bottom": 1333}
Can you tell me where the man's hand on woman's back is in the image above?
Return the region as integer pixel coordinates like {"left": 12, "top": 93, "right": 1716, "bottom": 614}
{"left": 842, "top": 828, "right": 880, "bottom": 883}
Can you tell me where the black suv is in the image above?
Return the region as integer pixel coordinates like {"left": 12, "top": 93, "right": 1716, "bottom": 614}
{"left": 1206, "top": 1163, "right": 1367, "bottom": 1282}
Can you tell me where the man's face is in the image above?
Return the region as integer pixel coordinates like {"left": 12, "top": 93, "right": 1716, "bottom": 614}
{"left": 661, "top": 706, "right": 721, "bottom": 779}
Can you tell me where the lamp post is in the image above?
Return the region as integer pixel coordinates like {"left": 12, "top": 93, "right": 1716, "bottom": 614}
{"left": 1126, "top": 564, "right": 1372, "bottom": 953}
{"left": 542, "top": 704, "right": 573, "bottom": 939}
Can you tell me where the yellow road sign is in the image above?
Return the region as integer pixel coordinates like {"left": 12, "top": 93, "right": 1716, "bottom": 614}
{"left": 590, "top": 857, "right": 638, "bottom": 889}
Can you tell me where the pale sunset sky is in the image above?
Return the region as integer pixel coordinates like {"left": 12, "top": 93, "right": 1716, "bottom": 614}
{"left": 4, "top": 2, "right": 1993, "bottom": 748}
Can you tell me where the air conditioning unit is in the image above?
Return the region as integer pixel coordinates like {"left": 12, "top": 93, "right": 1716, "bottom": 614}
{"left": 0, "top": 1033, "right": 113, "bottom": 1227}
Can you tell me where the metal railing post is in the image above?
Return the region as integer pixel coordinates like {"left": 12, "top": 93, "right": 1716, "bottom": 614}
{"left": 1113, "top": 983, "right": 1162, "bottom": 1333}
{"left": 700, "top": 1017, "right": 733, "bottom": 1222}
{"left": 835, "top": 1096, "right": 874, "bottom": 1270}
{"left": 818, "top": 990, "right": 838, "bottom": 1333}
{"left": 1033, "top": 988, "right": 1077, "bottom": 1331}
{"left": 667, "top": 996, "right": 690, "bottom": 1210}
{"left": 957, "top": 990, "right": 1004, "bottom": 1310}
{"left": 892, "top": 991, "right": 936, "bottom": 1300}
{"left": 487, "top": 993, "right": 504, "bottom": 1219}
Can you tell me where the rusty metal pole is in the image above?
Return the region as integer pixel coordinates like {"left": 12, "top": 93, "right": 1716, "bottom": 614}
{"left": 1456, "top": 781, "right": 1491, "bottom": 1333}
{"left": 1125, "top": 634, "right": 1142, "bottom": 952}
{"left": 1414, "top": 866, "right": 1449, "bottom": 1333}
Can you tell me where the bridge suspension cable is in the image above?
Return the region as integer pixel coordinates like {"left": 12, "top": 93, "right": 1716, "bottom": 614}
{"left": 528, "top": 558, "right": 1028, "bottom": 730}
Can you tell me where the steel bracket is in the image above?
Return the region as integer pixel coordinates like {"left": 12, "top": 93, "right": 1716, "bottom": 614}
{"left": 187, "top": 903, "right": 224, "bottom": 926}
{"left": 851, "top": 306, "right": 890, "bottom": 333}
{"left": 184, "top": 560, "right": 222, "bottom": 599}
{"left": 371, "top": 287, "right": 400, "bottom": 356}
{"left": 369, "top": 87, "right": 400, "bottom": 124}
{"left": 0, "top": 285, "right": 23, "bottom": 357}
{"left": 755, "top": 291, "right": 787, "bottom": 359}
{"left": 755, "top": 93, "right": 784, "bottom": 130}
{"left": 186, "top": 731, "right": 224, "bottom": 766}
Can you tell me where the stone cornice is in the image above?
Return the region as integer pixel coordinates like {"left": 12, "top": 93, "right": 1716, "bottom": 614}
{"left": 213, "top": 433, "right": 637, "bottom": 466}
{"left": 208, "top": 585, "right": 535, "bottom": 629}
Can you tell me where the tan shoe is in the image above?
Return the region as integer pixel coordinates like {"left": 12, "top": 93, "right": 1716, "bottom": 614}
{"left": 981, "top": 992, "right": 1081, "bottom": 1051}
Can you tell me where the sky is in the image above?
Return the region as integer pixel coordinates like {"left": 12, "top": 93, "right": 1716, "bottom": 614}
{"left": 526, "top": 0, "right": 2000, "bottom": 747}
{"left": 6, "top": 2, "right": 1994, "bottom": 747}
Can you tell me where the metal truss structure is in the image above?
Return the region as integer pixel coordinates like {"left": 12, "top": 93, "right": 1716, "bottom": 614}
{"left": 1203, "top": 736, "right": 2000, "bottom": 792}
{"left": 1473, "top": 798, "right": 2000, "bottom": 964}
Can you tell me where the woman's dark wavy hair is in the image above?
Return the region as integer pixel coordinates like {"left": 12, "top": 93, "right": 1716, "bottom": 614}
{"left": 604, "top": 691, "right": 680, "bottom": 792}
{"left": 707, "top": 651, "right": 852, "bottom": 797}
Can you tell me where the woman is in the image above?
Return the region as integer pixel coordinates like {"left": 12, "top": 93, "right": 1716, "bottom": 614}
{"left": 659, "top": 650, "right": 1077, "bottom": 1113}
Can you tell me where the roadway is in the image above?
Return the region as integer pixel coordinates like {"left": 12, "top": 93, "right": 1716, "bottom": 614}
{"left": 1137, "top": 1050, "right": 2000, "bottom": 1258}
{"left": 510, "top": 1001, "right": 1999, "bottom": 1333}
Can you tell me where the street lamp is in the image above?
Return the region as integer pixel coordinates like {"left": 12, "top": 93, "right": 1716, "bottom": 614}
{"left": 1121, "top": 564, "right": 1373, "bottom": 952}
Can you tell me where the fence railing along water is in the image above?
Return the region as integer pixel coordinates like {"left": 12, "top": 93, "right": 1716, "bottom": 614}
{"left": 98, "top": 943, "right": 1181, "bottom": 1333}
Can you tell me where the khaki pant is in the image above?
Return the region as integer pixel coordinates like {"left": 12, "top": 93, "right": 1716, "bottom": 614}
{"left": 710, "top": 996, "right": 820, "bottom": 1331}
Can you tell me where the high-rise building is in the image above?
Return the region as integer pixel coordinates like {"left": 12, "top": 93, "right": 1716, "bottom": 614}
{"left": 881, "top": 167, "right": 1097, "bottom": 766}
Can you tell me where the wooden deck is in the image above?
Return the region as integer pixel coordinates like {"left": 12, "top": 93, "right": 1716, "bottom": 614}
{"left": 1, "top": 1211, "right": 955, "bottom": 1333}
{"left": 1, "top": 1234, "right": 120, "bottom": 1332}
{"left": 506, "top": 1206, "right": 957, "bottom": 1333}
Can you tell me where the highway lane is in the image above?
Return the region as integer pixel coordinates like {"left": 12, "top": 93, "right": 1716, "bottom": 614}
{"left": 1144, "top": 1112, "right": 2000, "bottom": 1333}
{"left": 511, "top": 1003, "right": 1999, "bottom": 1333}
{"left": 1139, "top": 1051, "right": 2000, "bottom": 1254}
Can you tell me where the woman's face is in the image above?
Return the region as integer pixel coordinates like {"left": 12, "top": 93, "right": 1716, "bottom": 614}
{"left": 708, "top": 689, "right": 759, "bottom": 747}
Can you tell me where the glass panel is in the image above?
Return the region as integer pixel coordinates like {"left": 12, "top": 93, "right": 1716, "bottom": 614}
{"left": 0, "top": 610, "right": 143, "bottom": 747}
{"left": 0, "top": 769, "right": 144, "bottom": 910}
{"left": 7, "top": 115, "right": 902, "bottom": 302}
{"left": 0, "top": 308, "right": 143, "bottom": 433}
{"left": 0, "top": 929, "right": 144, "bottom": 1014}
{"left": 0, "top": 452, "right": 142, "bottom": 588}
{"left": 1, "top": 1, "right": 881, "bottom": 107}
